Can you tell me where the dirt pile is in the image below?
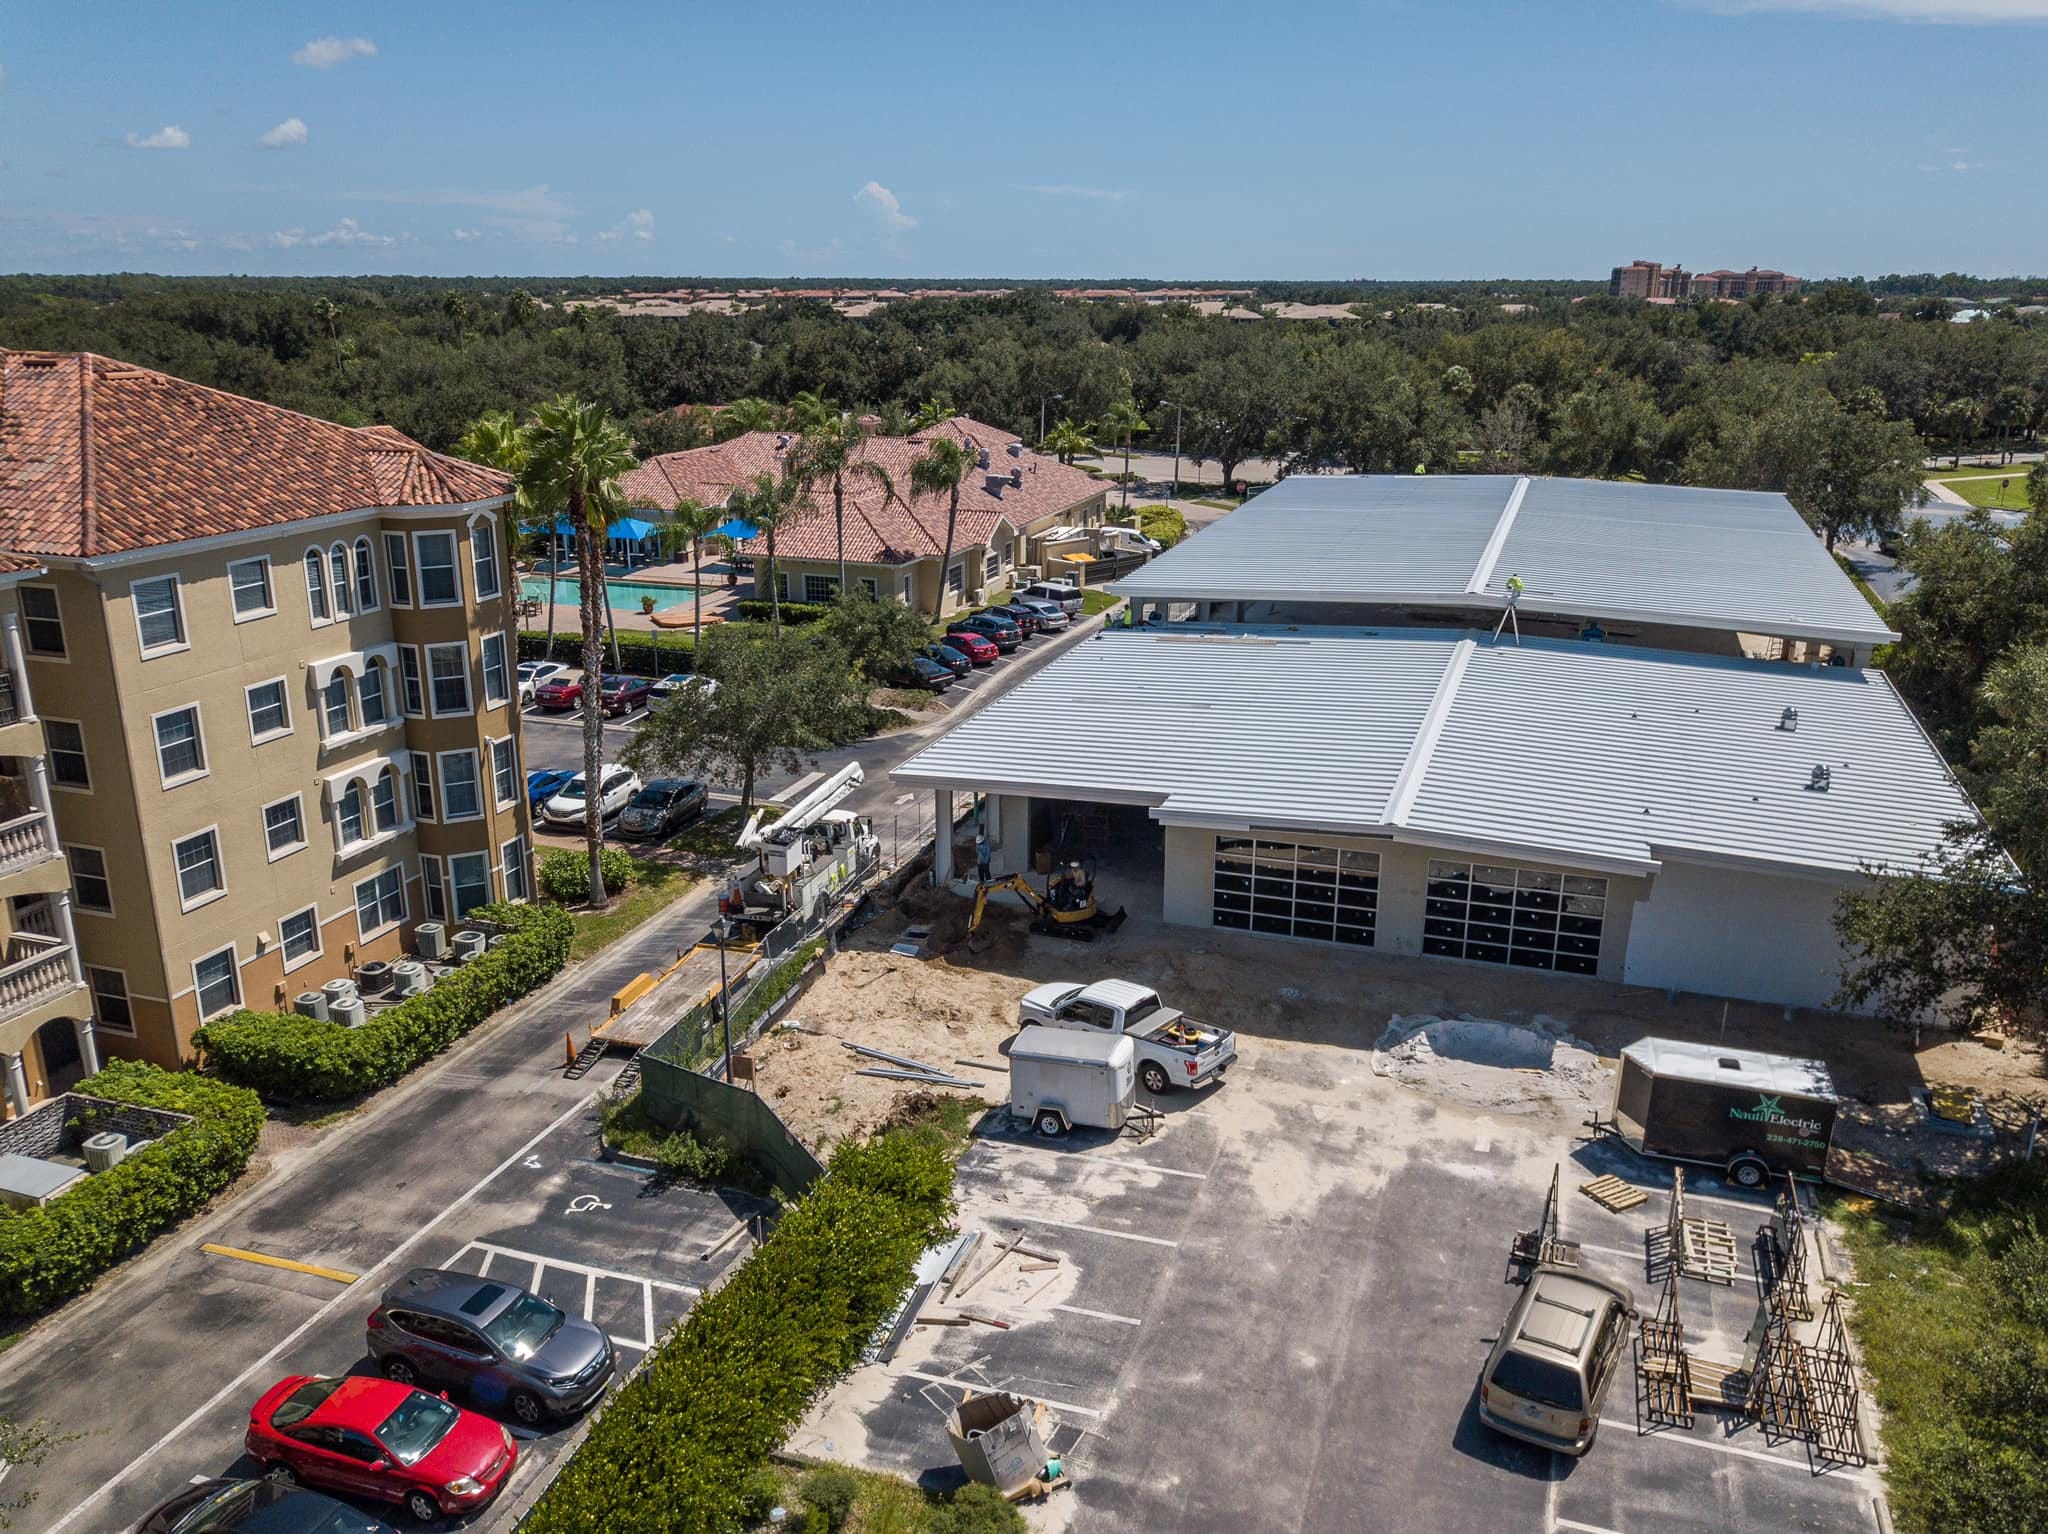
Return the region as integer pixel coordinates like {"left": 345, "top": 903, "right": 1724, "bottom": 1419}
{"left": 1372, "top": 1014, "right": 1610, "bottom": 1119}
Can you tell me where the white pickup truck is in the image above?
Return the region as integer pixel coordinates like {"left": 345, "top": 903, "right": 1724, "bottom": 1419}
{"left": 1017, "top": 979, "right": 1237, "bottom": 1096}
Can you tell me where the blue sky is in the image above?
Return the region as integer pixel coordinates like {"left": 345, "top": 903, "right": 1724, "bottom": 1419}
{"left": 3, "top": 0, "right": 2044, "bottom": 279}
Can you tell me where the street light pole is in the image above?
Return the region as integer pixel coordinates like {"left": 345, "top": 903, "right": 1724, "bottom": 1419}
{"left": 1039, "top": 393, "right": 1063, "bottom": 447}
{"left": 1158, "top": 399, "right": 1184, "bottom": 503}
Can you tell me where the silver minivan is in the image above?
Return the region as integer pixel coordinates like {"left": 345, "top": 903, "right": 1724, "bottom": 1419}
{"left": 1019, "top": 580, "right": 1083, "bottom": 616}
{"left": 1477, "top": 1265, "right": 1636, "bottom": 1455}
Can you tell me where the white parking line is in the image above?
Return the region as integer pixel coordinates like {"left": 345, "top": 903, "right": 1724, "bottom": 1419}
{"left": 1555, "top": 1518, "right": 1626, "bottom": 1534}
{"left": 1598, "top": 1420, "right": 1865, "bottom": 1475}
{"left": 902, "top": 1370, "right": 1104, "bottom": 1419}
{"left": 450, "top": 1239, "right": 701, "bottom": 1352}
{"left": 1005, "top": 1214, "right": 1179, "bottom": 1248}
{"left": 772, "top": 769, "right": 825, "bottom": 803}
{"left": 1053, "top": 1303, "right": 1143, "bottom": 1326}
{"left": 456, "top": 1240, "right": 701, "bottom": 1296}
{"left": 43, "top": 1093, "right": 600, "bottom": 1534}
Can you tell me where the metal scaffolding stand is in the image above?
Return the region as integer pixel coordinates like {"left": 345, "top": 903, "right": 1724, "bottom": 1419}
{"left": 1748, "top": 1287, "right": 1866, "bottom": 1466}
{"left": 1648, "top": 1167, "right": 1739, "bottom": 1285}
{"left": 1507, "top": 1163, "right": 1583, "bottom": 1283}
{"left": 1755, "top": 1172, "right": 1813, "bottom": 1321}
{"left": 1635, "top": 1260, "right": 1694, "bottom": 1429}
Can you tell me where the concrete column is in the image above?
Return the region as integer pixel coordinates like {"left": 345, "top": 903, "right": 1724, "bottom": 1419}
{"left": 2, "top": 1051, "right": 28, "bottom": 1118}
{"left": 53, "top": 889, "right": 83, "bottom": 986}
{"left": 0, "top": 612, "right": 30, "bottom": 720}
{"left": 932, "top": 790, "right": 954, "bottom": 884}
{"left": 72, "top": 1016, "right": 99, "bottom": 1077}
{"left": 26, "top": 753, "right": 56, "bottom": 832}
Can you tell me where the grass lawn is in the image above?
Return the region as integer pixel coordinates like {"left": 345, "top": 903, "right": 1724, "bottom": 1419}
{"left": 1831, "top": 1160, "right": 2048, "bottom": 1532}
{"left": 1191, "top": 496, "right": 1241, "bottom": 510}
{"left": 746, "top": 1460, "right": 1024, "bottom": 1534}
{"left": 1079, "top": 588, "right": 1120, "bottom": 616}
{"left": 566, "top": 857, "right": 697, "bottom": 961}
{"left": 665, "top": 803, "right": 784, "bottom": 859}
{"left": 1937, "top": 473, "right": 2033, "bottom": 511}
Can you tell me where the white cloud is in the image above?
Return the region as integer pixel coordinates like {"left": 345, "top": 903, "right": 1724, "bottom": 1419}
{"left": 353, "top": 183, "right": 577, "bottom": 242}
{"left": 1021, "top": 184, "right": 1130, "bottom": 202}
{"left": 126, "top": 125, "right": 191, "bottom": 151}
{"left": 258, "top": 117, "right": 308, "bottom": 149}
{"left": 599, "top": 208, "right": 656, "bottom": 243}
{"left": 271, "top": 229, "right": 304, "bottom": 248}
{"left": 292, "top": 36, "right": 377, "bottom": 68}
{"left": 451, "top": 227, "right": 482, "bottom": 241}
{"left": 856, "top": 180, "right": 916, "bottom": 231}
{"left": 276, "top": 217, "right": 394, "bottom": 249}
{"left": 1694, "top": 0, "right": 2048, "bottom": 19}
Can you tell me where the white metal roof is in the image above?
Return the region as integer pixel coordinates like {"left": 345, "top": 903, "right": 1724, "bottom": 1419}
{"left": 1010, "top": 1025, "right": 1136, "bottom": 1068}
{"left": 1622, "top": 1038, "right": 1837, "bottom": 1101}
{"left": 893, "top": 628, "right": 1975, "bottom": 879}
{"left": 1109, "top": 475, "right": 1898, "bottom": 647}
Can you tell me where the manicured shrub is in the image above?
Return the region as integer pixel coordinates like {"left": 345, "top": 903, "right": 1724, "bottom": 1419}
{"left": 524, "top": 1129, "right": 956, "bottom": 1534}
{"left": 925, "top": 1484, "right": 1027, "bottom": 1534}
{"left": 516, "top": 630, "right": 695, "bottom": 677}
{"left": 798, "top": 1465, "right": 858, "bottom": 1531}
{"left": 537, "top": 846, "right": 637, "bottom": 904}
{"left": 736, "top": 599, "right": 831, "bottom": 625}
{"left": 193, "top": 902, "right": 572, "bottom": 1102}
{"left": 0, "top": 1061, "right": 264, "bottom": 1318}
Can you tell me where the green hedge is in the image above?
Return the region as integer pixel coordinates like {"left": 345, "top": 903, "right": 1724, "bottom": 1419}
{"left": 735, "top": 599, "right": 832, "bottom": 625}
{"left": 517, "top": 629, "right": 695, "bottom": 678}
{"left": 538, "top": 846, "right": 637, "bottom": 903}
{"left": 525, "top": 1129, "right": 957, "bottom": 1534}
{"left": 194, "top": 903, "right": 573, "bottom": 1102}
{"left": 0, "top": 1061, "right": 264, "bottom": 1318}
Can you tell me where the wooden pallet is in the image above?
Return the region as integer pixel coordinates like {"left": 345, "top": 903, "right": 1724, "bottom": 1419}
{"left": 1683, "top": 1356, "right": 1753, "bottom": 1410}
{"left": 1679, "top": 1217, "right": 1740, "bottom": 1284}
{"left": 1580, "top": 1174, "right": 1648, "bottom": 1212}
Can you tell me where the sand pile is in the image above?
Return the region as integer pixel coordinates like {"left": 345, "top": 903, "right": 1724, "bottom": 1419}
{"left": 1372, "top": 1014, "right": 1610, "bottom": 1117}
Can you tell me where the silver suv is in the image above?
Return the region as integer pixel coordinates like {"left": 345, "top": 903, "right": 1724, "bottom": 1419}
{"left": 1478, "top": 1265, "right": 1635, "bottom": 1455}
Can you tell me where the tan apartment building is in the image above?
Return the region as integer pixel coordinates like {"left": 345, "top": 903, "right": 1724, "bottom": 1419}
{"left": 0, "top": 350, "right": 533, "bottom": 1073}
{"left": 0, "top": 555, "right": 97, "bottom": 1119}
{"left": 621, "top": 418, "right": 1109, "bottom": 615}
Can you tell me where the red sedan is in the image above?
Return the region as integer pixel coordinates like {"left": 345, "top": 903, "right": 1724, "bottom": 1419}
{"left": 246, "top": 1374, "right": 517, "bottom": 1526}
{"left": 942, "top": 629, "right": 999, "bottom": 666}
{"left": 530, "top": 675, "right": 585, "bottom": 710}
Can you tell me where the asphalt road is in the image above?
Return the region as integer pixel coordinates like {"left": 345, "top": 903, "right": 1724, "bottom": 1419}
{"left": 0, "top": 610, "right": 1119, "bottom": 1534}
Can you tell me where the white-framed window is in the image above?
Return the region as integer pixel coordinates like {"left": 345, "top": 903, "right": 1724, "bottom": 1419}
{"left": 174, "top": 827, "right": 225, "bottom": 910}
{"left": 860, "top": 577, "right": 879, "bottom": 599}
{"left": 450, "top": 851, "right": 492, "bottom": 918}
{"left": 804, "top": 574, "right": 840, "bottom": 604}
{"left": 279, "top": 905, "right": 322, "bottom": 969}
{"left": 131, "top": 574, "right": 187, "bottom": 655}
{"left": 371, "top": 765, "right": 401, "bottom": 833}
{"left": 192, "top": 945, "right": 241, "bottom": 1020}
{"left": 321, "top": 673, "right": 353, "bottom": 738}
{"left": 229, "top": 556, "right": 275, "bottom": 621}
{"left": 353, "top": 537, "right": 380, "bottom": 612}
{"left": 358, "top": 659, "right": 391, "bottom": 728}
{"left": 946, "top": 561, "right": 965, "bottom": 596}
{"left": 152, "top": 704, "right": 207, "bottom": 787}
{"left": 88, "top": 966, "right": 134, "bottom": 1034}
{"left": 480, "top": 632, "right": 509, "bottom": 707}
{"left": 439, "top": 749, "right": 482, "bottom": 819}
{"left": 501, "top": 836, "right": 530, "bottom": 902}
{"left": 21, "top": 584, "right": 65, "bottom": 657}
{"left": 263, "top": 794, "right": 306, "bottom": 859}
{"left": 901, "top": 573, "right": 914, "bottom": 603}
{"left": 471, "top": 519, "right": 501, "bottom": 599}
{"left": 420, "top": 853, "right": 448, "bottom": 921}
{"left": 304, "top": 549, "right": 330, "bottom": 623}
{"left": 490, "top": 736, "right": 518, "bottom": 807}
{"left": 328, "top": 543, "right": 353, "bottom": 619}
{"left": 427, "top": 642, "right": 471, "bottom": 716}
{"left": 383, "top": 532, "right": 413, "bottom": 607}
{"left": 246, "top": 678, "right": 291, "bottom": 743}
{"left": 398, "top": 645, "right": 424, "bottom": 716}
{"left": 410, "top": 750, "right": 436, "bottom": 822}
{"left": 337, "top": 781, "right": 366, "bottom": 845}
{"left": 415, "top": 531, "right": 460, "bottom": 606}
{"left": 67, "top": 844, "right": 113, "bottom": 915}
{"left": 354, "top": 865, "right": 407, "bottom": 941}
{"left": 45, "top": 719, "right": 90, "bottom": 790}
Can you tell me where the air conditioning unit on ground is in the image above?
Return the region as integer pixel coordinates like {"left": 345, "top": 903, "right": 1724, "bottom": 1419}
{"left": 415, "top": 922, "right": 448, "bottom": 961}
{"left": 295, "top": 991, "right": 330, "bottom": 1022}
{"left": 320, "top": 978, "right": 358, "bottom": 1008}
{"left": 82, "top": 1131, "right": 128, "bottom": 1172}
{"left": 331, "top": 995, "right": 368, "bottom": 1027}
{"left": 354, "top": 960, "right": 394, "bottom": 995}
{"left": 452, "top": 929, "right": 488, "bottom": 963}
{"left": 390, "top": 960, "right": 428, "bottom": 997}
{"left": 487, "top": 933, "right": 510, "bottom": 950}
{"left": 968, "top": 589, "right": 985, "bottom": 606}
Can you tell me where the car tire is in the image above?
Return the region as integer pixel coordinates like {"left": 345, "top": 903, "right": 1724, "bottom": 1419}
{"left": 405, "top": 1489, "right": 441, "bottom": 1525}
{"left": 1728, "top": 1153, "right": 1770, "bottom": 1190}
{"left": 263, "top": 1461, "right": 299, "bottom": 1486}
{"left": 510, "top": 1390, "right": 547, "bottom": 1429}
{"left": 1033, "top": 1109, "right": 1067, "bottom": 1138}
{"left": 1139, "top": 1062, "right": 1171, "bottom": 1096}
{"left": 381, "top": 1354, "right": 418, "bottom": 1386}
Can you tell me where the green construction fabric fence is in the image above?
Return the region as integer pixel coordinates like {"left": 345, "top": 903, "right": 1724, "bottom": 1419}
{"left": 639, "top": 1057, "right": 824, "bottom": 1200}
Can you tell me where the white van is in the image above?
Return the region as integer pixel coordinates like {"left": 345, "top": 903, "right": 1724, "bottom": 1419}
{"left": 1019, "top": 580, "right": 1083, "bottom": 616}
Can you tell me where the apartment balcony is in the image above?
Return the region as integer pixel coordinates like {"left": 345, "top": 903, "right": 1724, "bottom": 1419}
{"left": 0, "top": 931, "right": 86, "bottom": 1034}
{"left": 0, "top": 671, "right": 38, "bottom": 760}
{"left": 0, "top": 808, "right": 66, "bottom": 902}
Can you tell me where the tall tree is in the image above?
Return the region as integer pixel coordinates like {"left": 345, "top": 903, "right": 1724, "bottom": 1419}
{"left": 458, "top": 408, "right": 551, "bottom": 671}
{"left": 910, "top": 436, "right": 973, "bottom": 621}
{"left": 658, "top": 496, "right": 723, "bottom": 653}
{"left": 727, "top": 472, "right": 796, "bottom": 633}
{"left": 506, "top": 288, "right": 539, "bottom": 328}
{"left": 787, "top": 414, "right": 897, "bottom": 593}
{"left": 521, "top": 397, "right": 638, "bottom": 904}
{"left": 714, "top": 397, "right": 779, "bottom": 440}
{"left": 783, "top": 390, "right": 838, "bottom": 432}
{"left": 1042, "top": 417, "right": 1093, "bottom": 466}
{"left": 910, "top": 397, "right": 957, "bottom": 431}
{"left": 1098, "top": 399, "right": 1149, "bottom": 516}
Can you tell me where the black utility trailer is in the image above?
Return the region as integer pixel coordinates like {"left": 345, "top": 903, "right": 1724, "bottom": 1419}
{"left": 1607, "top": 1037, "right": 1838, "bottom": 1188}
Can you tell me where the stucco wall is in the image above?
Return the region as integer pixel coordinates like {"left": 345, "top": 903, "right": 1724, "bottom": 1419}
{"left": 1622, "top": 859, "right": 1860, "bottom": 1012}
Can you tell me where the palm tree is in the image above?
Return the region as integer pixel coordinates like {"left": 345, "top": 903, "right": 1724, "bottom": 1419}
{"left": 909, "top": 398, "right": 957, "bottom": 432}
{"left": 783, "top": 391, "right": 838, "bottom": 432}
{"left": 443, "top": 291, "right": 472, "bottom": 336}
{"left": 787, "top": 414, "right": 896, "bottom": 594}
{"left": 715, "top": 397, "right": 779, "bottom": 441}
{"left": 727, "top": 473, "right": 795, "bottom": 634}
{"left": 459, "top": 409, "right": 554, "bottom": 657}
{"left": 507, "top": 288, "right": 539, "bottom": 328}
{"left": 1099, "top": 400, "right": 1149, "bottom": 516}
{"left": 658, "top": 496, "right": 724, "bottom": 654}
{"left": 521, "top": 397, "right": 638, "bottom": 905}
{"left": 910, "top": 437, "right": 973, "bottom": 622}
{"left": 1042, "top": 417, "right": 1092, "bottom": 466}
{"left": 313, "top": 296, "right": 340, "bottom": 344}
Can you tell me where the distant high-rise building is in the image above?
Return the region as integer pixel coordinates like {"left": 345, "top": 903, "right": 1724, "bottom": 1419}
{"left": 1692, "top": 267, "right": 1803, "bottom": 298}
{"left": 1608, "top": 260, "right": 1692, "bottom": 300}
{"left": 1610, "top": 261, "right": 1801, "bottom": 300}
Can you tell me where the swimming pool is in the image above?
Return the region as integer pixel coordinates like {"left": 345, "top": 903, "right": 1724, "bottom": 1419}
{"left": 519, "top": 575, "right": 698, "bottom": 611}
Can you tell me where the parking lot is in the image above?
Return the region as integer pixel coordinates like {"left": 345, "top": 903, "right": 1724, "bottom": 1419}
{"left": 791, "top": 917, "right": 1889, "bottom": 1533}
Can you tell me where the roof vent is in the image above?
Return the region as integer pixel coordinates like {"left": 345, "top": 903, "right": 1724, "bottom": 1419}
{"left": 1779, "top": 706, "right": 1799, "bottom": 732}
{"left": 775, "top": 433, "right": 790, "bottom": 449}
{"left": 977, "top": 449, "right": 991, "bottom": 470}
{"left": 1009, "top": 467, "right": 1023, "bottom": 488}
{"left": 984, "top": 473, "right": 1007, "bottom": 498}
{"left": 1808, "top": 764, "right": 1832, "bottom": 792}
{"left": 1718, "top": 1057, "right": 1742, "bottom": 1071}
{"left": 1006, "top": 441, "right": 1023, "bottom": 457}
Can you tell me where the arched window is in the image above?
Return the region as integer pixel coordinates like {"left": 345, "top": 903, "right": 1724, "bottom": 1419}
{"left": 321, "top": 673, "right": 352, "bottom": 737}
{"left": 305, "top": 549, "right": 330, "bottom": 622}
{"left": 358, "top": 658, "right": 389, "bottom": 727}
{"left": 354, "top": 537, "right": 379, "bottom": 612}
{"left": 329, "top": 544, "right": 352, "bottom": 618}
{"left": 371, "top": 765, "right": 400, "bottom": 833}
{"left": 337, "top": 781, "right": 365, "bottom": 845}
{"left": 470, "top": 519, "right": 501, "bottom": 599}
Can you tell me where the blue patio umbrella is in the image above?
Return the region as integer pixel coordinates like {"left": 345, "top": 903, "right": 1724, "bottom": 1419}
{"left": 607, "top": 516, "right": 658, "bottom": 540}
{"left": 711, "top": 518, "right": 758, "bottom": 541}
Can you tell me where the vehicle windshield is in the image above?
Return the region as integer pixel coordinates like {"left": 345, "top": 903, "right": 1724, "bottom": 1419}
{"left": 482, "top": 1292, "right": 564, "bottom": 1360}
{"left": 270, "top": 1376, "right": 345, "bottom": 1429}
{"left": 1488, "top": 1349, "right": 1585, "bottom": 1411}
{"left": 631, "top": 787, "right": 669, "bottom": 808}
{"left": 558, "top": 776, "right": 587, "bottom": 798}
{"left": 374, "top": 1390, "right": 461, "bottom": 1466}
{"left": 188, "top": 1479, "right": 363, "bottom": 1532}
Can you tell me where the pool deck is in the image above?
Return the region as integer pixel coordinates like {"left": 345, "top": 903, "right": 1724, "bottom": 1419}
{"left": 515, "top": 558, "right": 749, "bottom": 634}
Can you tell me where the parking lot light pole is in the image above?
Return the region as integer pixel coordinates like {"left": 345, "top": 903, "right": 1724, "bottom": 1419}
{"left": 1039, "top": 393, "right": 1063, "bottom": 447}
{"left": 1158, "top": 399, "right": 1184, "bottom": 502}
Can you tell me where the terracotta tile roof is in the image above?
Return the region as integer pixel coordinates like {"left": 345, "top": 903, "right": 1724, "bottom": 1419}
{"left": 0, "top": 552, "right": 43, "bottom": 575}
{"left": 620, "top": 416, "right": 1102, "bottom": 566}
{"left": 0, "top": 350, "right": 512, "bottom": 559}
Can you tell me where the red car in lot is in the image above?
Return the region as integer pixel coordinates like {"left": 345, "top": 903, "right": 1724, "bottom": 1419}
{"left": 598, "top": 674, "right": 654, "bottom": 716}
{"left": 942, "top": 629, "right": 999, "bottom": 666}
{"left": 245, "top": 1374, "right": 517, "bottom": 1526}
{"left": 529, "top": 674, "right": 585, "bottom": 711}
